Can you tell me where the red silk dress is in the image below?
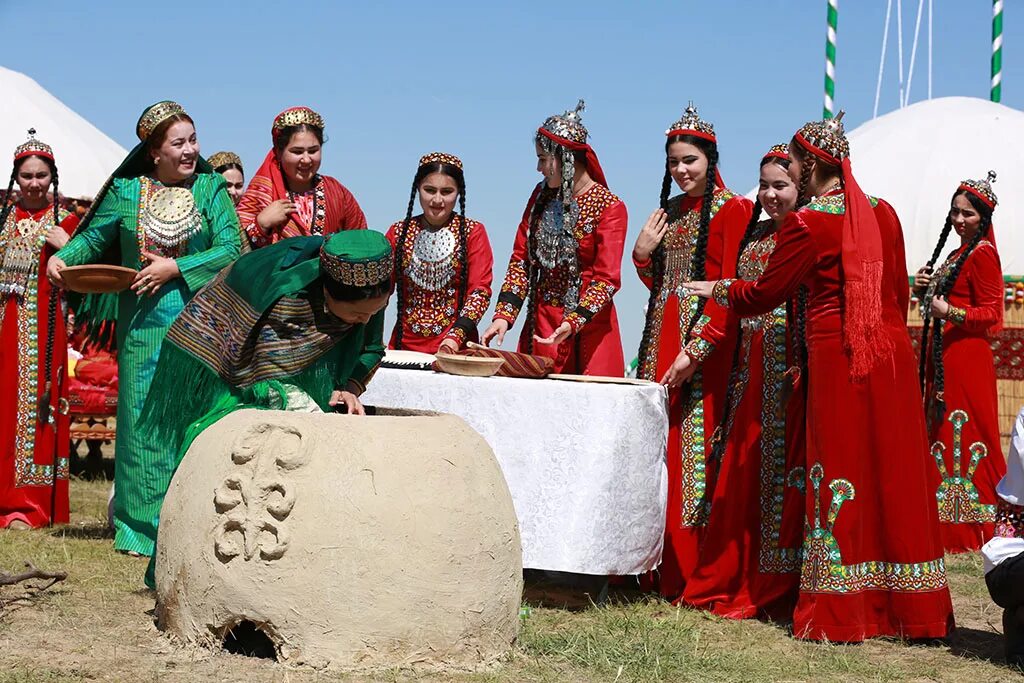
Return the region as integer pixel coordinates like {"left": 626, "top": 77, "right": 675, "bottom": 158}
{"left": 682, "top": 220, "right": 806, "bottom": 619}
{"left": 714, "top": 191, "right": 953, "bottom": 641}
{"left": 633, "top": 189, "right": 753, "bottom": 600}
{"left": 494, "top": 183, "right": 627, "bottom": 375}
{"left": 386, "top": 215, "right": 494, "bottom": 352}
{"left": 0, "top": 204, "right": 79, "bottom": 528}
{"left": 923, "top": 236, "right": 1006, "bottom": 553}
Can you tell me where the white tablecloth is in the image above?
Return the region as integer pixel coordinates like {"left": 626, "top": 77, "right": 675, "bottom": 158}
{"left": 361, "top": 368, "right": 668, "bottom": 575}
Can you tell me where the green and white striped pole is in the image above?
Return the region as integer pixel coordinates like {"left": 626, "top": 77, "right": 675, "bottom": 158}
{"left": 824, "top": 0, "right": 839, "bottom": 118}
{"left": 992, "top": 0, "right": 1003, "bottom": 102}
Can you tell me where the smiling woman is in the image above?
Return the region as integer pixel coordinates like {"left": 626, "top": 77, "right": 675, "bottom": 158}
{"left": 45, "top": 100, "right": 241, "bottom": 558}
{"left": 237, "top": 107, "right": 366, "bottom": 249}
{"left": 387, "top": 152, "right": 494, "bottom": 354}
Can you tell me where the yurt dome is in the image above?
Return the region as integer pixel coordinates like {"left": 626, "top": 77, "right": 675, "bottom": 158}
{"left": 0, "top": 66, "right": 126, "bottom": 199}
{"left": 846, "top": 96, "right": 1022, "bottom": 277}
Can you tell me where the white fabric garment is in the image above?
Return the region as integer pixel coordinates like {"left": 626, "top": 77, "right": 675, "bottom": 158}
{"left": 361, "top": 368, "right": 669, "bottom": 575}
{"left": 983, "top": 406, "right": 1024, "bottom": 574}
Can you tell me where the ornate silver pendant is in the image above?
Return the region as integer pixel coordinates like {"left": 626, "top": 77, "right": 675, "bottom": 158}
{"left": 407, "top": 225, "right": 457, "bottom": 292}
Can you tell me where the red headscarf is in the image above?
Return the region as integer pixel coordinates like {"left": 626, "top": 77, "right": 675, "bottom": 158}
{"left": 793, "top": 125, "right": 891, "bottom": 380}
{"left": 236, "top": 107, "right": 361, "bottom": 242}
{"left": 537, "top": 127, "right": 608, "bottom": 188}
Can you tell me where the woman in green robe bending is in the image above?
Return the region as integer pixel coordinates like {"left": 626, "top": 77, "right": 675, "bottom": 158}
{"left": 142, "top": 229, "right": 391, "bottom": 449}
{"left": 47, "top": 101, "right": 241, "bottom": 556}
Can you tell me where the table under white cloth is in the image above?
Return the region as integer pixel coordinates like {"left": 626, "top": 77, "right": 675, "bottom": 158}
{"left": 361, "top": 368, "right": 668, "bottom": 575}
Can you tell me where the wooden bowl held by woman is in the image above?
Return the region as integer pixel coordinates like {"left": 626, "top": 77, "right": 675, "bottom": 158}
{"left": 60, "top": 265, "right": 138, "bottom": 293}
{"left": 433, "top": 352, "right": 505, "bottom": 377}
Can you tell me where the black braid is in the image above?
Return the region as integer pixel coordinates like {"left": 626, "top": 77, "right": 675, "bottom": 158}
{"left": 659, "top": 168, "right": 673, "bottom": 212}
{"left": 523, "top": 186, "right": 557, "bottom": 354}
{"left": 457, "top": 185, "right": 468, "bottom": 312}
{"left": 50, "top": 163, "right": 60, "bottom": 228}
{"left": 926, "top": 215, "right": 954, "bottom": 270}
{"left": 795, "top": 285, "right": 809, "bottom": 376}
{"left": 735, "top": 200, "right": 764, "bottom": 270}
{"left": 0, "top": 168, "right": 16, "bottom": 231}
{"left": 636, "top": 245, "right": 665, "bottom": 380}
{"left": 392, "top": 184, "right": 417, "bottom": 350}
{"left": 680, "top": 146, "right": 719, "bottom": 343}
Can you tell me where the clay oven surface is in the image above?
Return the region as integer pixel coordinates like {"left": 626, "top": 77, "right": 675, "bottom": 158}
{"left": 155, "top": 408, "right": 523, "bottom": 669}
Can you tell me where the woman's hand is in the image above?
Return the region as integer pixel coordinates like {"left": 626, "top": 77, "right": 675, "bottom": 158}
{"left": 437, "top": 338, "right": 460, "bottom": 355}
{"left": 533, "top": 321, "right": 572, "bottom": 346}
{"left": 914, "top": 266, "right": 933, "bottom": 295}
{"left": 256, "top": 199, "right": 297, "bottom": 234}
{"left": 44, "top": 227, "right": 70, "bottom": 250}
{"left": 482, "top": 319, "right": 509, "bottom": 347}
{"left": 660, "top": 350, "right": 696, "bottom": 388}
{"left": 131, "top": 250, "right": 180, "bottom": 297}
{"left": 930, "top": 294, "right": 951, "bottom": 319}
{"left": 46, "top": 256, "right": 67, "bottom": 289}
{"left": 329, "top": 389, "right": 365, "bottom": 415}
{"left": 632, "top": 209, "right": 670, "bottom": 262}
{"left": 682, "top": 280, "right": 716, "bottom": 299}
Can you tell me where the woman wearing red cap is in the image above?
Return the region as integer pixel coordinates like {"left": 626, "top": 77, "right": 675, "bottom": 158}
{"left": 238, "top": 107, "right": 366, "bottom": 249}
{"left": 682, "top": 144, "right": 806, "bottom": 620}
{"left": 685, "top": 113, "right": 953, "bottom": 642}
{"left": 632, "top": 104, "right": 753, "bottom": 600}
{"left": 482, "top": 100, "right": 627, "bottom": 376}
{"left": 0, "top": 129, "right": 79, "bottom": 528}
{"left": 914, "top": 172, "right": 1006, "bottom": 553}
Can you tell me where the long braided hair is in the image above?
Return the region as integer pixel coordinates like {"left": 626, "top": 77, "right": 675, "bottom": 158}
{"left": 636, "top": 134, "right": 720, "bottom": 378}
{"left": 919, "top": 191, "right": 994, "bottom": 425}
{"left": 392, "top": 160, "right": 468, "bottom": 350}
{"left": 0, "top": 156, "right": 61, "bottom": 232}
{"left": 709, "top": 154, "right": 792, "bottom": 463}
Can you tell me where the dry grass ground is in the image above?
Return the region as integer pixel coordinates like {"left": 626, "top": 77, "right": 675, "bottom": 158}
{"left": 0, "top": 475, "right": 1022, "bottom": 683}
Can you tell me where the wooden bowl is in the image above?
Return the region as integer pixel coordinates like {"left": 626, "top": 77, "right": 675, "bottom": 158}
{"left": 433, "top": 352, "right": 505, "bottom": 377}
{"left": 61, "top": 265, "right": 137, "bottom": 294}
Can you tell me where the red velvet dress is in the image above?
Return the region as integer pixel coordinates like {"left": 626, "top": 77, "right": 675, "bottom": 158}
{"left": 682, "top": 221, "right": 806, "bottom": 619}
{"left": 633, "top": 190, "right": 753, "bottom": 600}
{"left": 715, "top": 191, "right": 953, "bottom": 641}
{"left": 0, "top": 204, "right": 78, "bottom": 528}
{"left": 386, "top": 215, "right": 494, "bottom": 352}
{"left": 494, "top": 183, "right": 626, "bottom": 375}
{"left": 923, "top": 237, "right": 1005, "bottom": 552}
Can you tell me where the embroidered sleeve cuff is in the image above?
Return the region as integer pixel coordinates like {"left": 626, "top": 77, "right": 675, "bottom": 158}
{"left": 946, "top": 306, "right": 967, "bottom": 325}
{"left": 445, "top": 318, "right": 474, "bottom": 344}
{"left": 563, "top": 311, "right": 587, "bottom": 334}
{"left": 633, "top": 255, "right": 654, "bottom": 280}
{"left": 494, "top": 292, "right": 523, "bottom": 324}
{"left": 245, "top": 222, "right": 269, "bottom": 248}
{"left": 683, "top": 338, "right": 715, "bottom": 365}
{"left": 712, "top": 279, "right": 734, "bottom": 308}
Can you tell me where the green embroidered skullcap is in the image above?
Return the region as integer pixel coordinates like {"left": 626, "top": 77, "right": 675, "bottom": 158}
{"left": 319, "top": 230, "right": 393, "bottom": 288}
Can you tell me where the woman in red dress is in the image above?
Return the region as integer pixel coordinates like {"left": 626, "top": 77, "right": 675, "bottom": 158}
{"left": 631, "top": 105, "right": 753, "bottom": 600}
{"left": 914, "top": 172, "right": 1005, "bottom": 553}
{"left": 482, "top": 101, "right": 626, "bottom": 376}
{"left": 238, "top": 107, "right": 366, "bottom": 249}
{"left": 682, "top": 144, "right": 806, "bottom": 619}
{"left": 686, "top": 113, "right": 953, "bottom": 642}
{"left": 387, "top": 152, "right": 493, "bottom": 354}
{"left": 0, "top": 130, "right": 79, "bottom": 528}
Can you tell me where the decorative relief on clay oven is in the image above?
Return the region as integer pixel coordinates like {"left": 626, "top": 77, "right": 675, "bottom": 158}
{"left": 213, "top": 422, "right": 309, "bottom": 563}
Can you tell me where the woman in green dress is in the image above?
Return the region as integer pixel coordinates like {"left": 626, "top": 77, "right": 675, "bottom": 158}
{"left": 142, "top": 229, "right": 391, "bottom": 451}
{"left": 46, "top": 101, "right": 241, "bottom": 556}
{"left": 140, "top": 230, "right": 390, "bottom": 588}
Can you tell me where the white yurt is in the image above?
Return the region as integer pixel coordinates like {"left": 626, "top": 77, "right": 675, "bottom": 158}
{"left": 844, "top": 97, "right": 1023, "bottom": 443}
{"left": 0, "top": 65, "right": 126, "bottom": 199}
{"left": 847, "top": 96, "right": 1023, "bottom": 278}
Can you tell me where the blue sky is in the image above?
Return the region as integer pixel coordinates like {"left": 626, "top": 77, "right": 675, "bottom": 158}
{"left": 3, "top": 1, "right": 1019, "bottom": 359}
